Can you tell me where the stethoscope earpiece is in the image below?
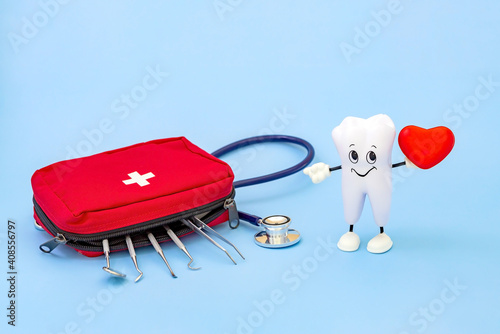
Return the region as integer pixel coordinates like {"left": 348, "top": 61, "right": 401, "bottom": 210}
{"left": 254, "top": 215, "right": 301, "bottom": 248}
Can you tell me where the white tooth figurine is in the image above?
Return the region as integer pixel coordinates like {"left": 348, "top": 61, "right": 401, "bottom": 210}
{"left": 304, "top": 114, "right": 396, "bottom": 254}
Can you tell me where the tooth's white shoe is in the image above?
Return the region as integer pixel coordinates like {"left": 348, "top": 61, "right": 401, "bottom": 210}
{"left": 337, "top": 232, "right": 360, "bottom": 252}
{"left": 367, "top": 233, "right": 393, "bottom": 254}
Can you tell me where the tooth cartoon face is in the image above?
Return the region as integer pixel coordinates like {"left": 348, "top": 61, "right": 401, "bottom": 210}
{"left": 332, "top": 114, "right": 396, "bottom": 228}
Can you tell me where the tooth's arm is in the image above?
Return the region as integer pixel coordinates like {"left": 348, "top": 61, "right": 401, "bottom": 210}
{"left": 392, "top": 158, "right": 419, "bottom": 169}
{"left": 402, "top": 157, "right": 418, "bottom": 168}
{"left": 304, "top": 158, "right": 416, "bottom": 184}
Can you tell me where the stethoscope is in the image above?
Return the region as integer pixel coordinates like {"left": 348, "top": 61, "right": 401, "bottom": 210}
{"left": 211, "top": 135, "right": 314, "bottom": 249}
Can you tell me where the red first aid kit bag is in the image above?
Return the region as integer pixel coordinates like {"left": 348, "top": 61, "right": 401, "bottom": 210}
{"left": 31, "top": 137, "right": 237, "bottom": 257}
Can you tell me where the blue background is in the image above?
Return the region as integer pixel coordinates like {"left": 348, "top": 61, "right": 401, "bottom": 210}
{"left": 1, "top": 1, "right": 499, "bottom": 333}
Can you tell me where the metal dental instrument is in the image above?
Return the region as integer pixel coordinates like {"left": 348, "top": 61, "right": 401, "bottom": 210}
{"left": 193, "top": 217, "right": 245, "bottom": 260}
{"left": 181, "top": 218, "right": 238, "bottom": 265}
{"left": 147, "top": 232, "right": 177, "bottom": 278}
{"left": 164, "top": 226, "right": 201, "bottom": 270}
{"left": 102, "top": 239, "right": 126, "bottom": 278}
{"left": 125, "top": 235, "right": 143, "bottom": 282}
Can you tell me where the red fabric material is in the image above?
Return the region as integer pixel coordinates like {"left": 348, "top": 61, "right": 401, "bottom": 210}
{"left": 32, "top": 137, "right": 234, "bottom": 235}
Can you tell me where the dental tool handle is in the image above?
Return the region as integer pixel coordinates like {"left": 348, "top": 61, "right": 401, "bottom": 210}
{"left": 166, "top": 227, "right": 185, "bottom": 250}
{"left": 125, "top": 235, "right": 143, "bottom": 282}
{"left": 148, "top": 233, "right": 177, "bottom": 278}
{"left": 165, "top": 226, "right": 201, "bottom": 270}
{"left": 188, "top": 223, "right": 228, "bottom": 253}
{"left": 181, "top": 219, "right": 218, "bottom": 247}
{"left": 193, "top": 217, "right": 245, "bottom": 260}
{"left": 181, "top": 218, "right": 237, "bottom": 265}
{"left": 102, "top": 239, "right": 110, "bottom": 253}
{"left": 102, "top": 239, "right": 111, "bottom": 267}
{"left": 101, "top": 239, "right": 126, "bottom": 277}
{"left": 125, "top": 235, "right": 136, "bottom": 257}
{"left": 147, "top": 233, "right": 162, "bottom": 253}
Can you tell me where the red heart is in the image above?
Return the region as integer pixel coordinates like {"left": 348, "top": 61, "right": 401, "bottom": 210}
{"left": 398, "top": 125, "right": 455, "bottom": 169}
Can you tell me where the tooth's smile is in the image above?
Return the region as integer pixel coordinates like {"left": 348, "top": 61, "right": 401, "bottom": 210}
{"left": 351, "top": 167, "right": 377, "bottom": 177}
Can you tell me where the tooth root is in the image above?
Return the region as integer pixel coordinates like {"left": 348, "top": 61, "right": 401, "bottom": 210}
{"left": 341, "top": 181, "right": 366, "bottom": 225}
{"left": 366, "top": 174, "right": 392, "bottom": 227}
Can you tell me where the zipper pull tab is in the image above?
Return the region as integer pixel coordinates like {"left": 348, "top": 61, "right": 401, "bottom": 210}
{"left": 39, "top": 233, "right": 67, "bottom": 253}
{"left": 224, "top": 198, "right": 240, "bottom": 229}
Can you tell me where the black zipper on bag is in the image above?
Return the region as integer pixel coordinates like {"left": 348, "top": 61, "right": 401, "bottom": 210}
{"left": 36, "top": 188, "right": 235, "bottom": 253}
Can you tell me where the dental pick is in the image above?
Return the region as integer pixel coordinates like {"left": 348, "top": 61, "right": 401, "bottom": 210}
{"left": 147, "top": 232, "right": 177, "bottom": 278}
{"left": 164, "top": 226, "right": 201, "bottom": 270}
{"left": 125, "top": 235, "right": 143, "bottom": 282}
{"left": 102, "top": 239, "right": 126, "bottom": 278}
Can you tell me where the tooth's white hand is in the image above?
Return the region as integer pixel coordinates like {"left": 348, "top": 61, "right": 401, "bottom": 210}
{"left": 404, "top": 156, "right": 419, "bottom": 169}
{"left": 303, "top": 162, "right": 331, "bottom": 184}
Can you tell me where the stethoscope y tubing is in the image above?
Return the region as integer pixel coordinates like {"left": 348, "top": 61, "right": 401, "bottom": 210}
{"left": 212, "top": 135, "right": 315, "bottom": 226}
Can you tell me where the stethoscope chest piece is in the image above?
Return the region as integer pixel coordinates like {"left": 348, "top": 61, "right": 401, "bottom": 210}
{"left": 254, "top": 215, "right": 301, "bottom": 249}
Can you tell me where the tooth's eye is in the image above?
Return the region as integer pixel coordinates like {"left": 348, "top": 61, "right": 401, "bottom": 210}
{"left": 366, "top": 151, "right": 377, "bottom": 164}
{"left": 349, "top": 150, "right": 358, "bottom": 163}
